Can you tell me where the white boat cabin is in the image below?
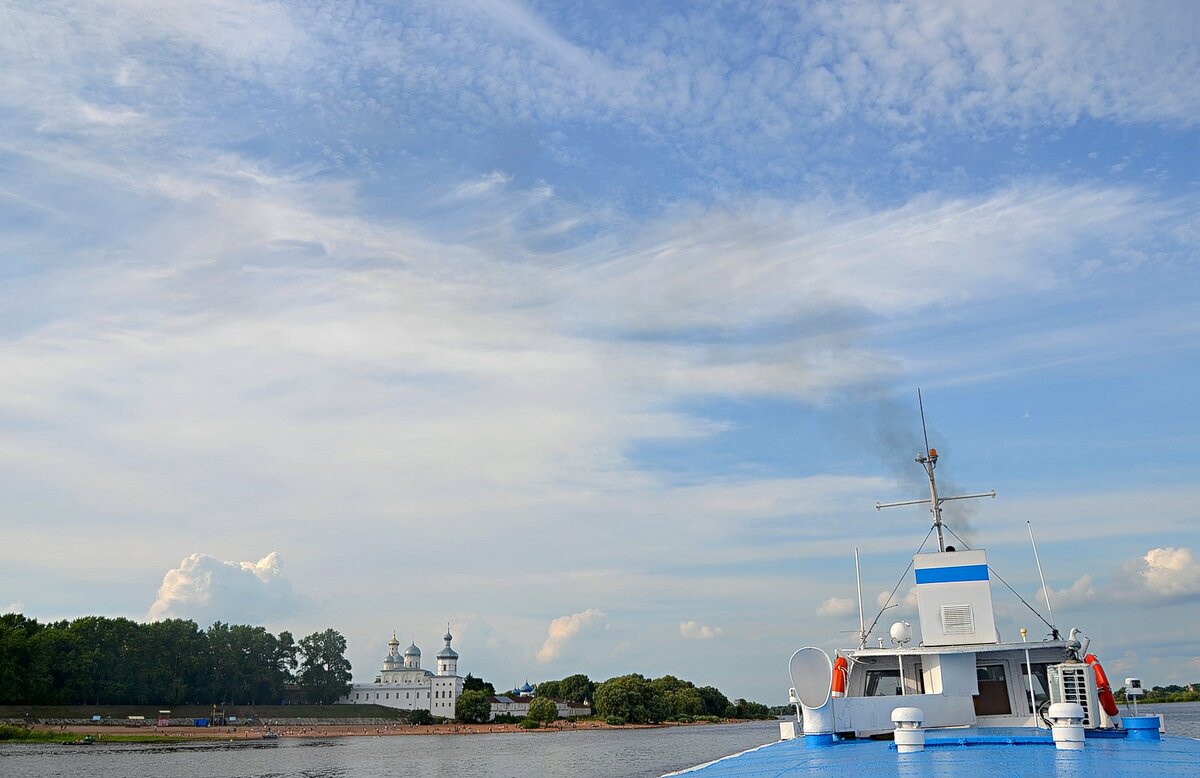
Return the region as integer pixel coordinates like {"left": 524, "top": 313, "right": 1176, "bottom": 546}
{"left": 793, "top": 547, "right": 1119, "bottom": 738}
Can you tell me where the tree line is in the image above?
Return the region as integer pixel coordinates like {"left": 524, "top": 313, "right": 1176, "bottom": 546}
{"left": 1115, "top": 683, "right": 1200, "bottom": 704}
{"left": 3, "top": 612, "right": 772, "bottom": 721}
{"left": 0, "top": 613, "right": 351, "bottom": 706}
{"left": 588, "top": 673, "right": 769, "bottom": 723}
{"left": 454, "top": 671, "right": 770, "bottom": 725}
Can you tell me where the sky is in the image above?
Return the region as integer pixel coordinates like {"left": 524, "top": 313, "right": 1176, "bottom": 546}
{"left": 1, "top": 0, "right": 1198, "bottom": 705}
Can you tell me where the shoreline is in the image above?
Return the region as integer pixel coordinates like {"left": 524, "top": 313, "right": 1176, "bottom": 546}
{"left": 15, "top": 719, "right": 767, "bottom": 742}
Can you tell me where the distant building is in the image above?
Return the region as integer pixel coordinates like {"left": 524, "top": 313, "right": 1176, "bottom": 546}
{"left": 487, "top": 681, "right": 591, "bottom": 720}
{"left": 336, "top": 629, "right": 463, "bottom": 719}
{"left": 488, "top": 694, "right": 533, "bottom": 719}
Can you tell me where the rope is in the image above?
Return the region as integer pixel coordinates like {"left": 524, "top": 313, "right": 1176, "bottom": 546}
{"left": 861, "top": 525, "right": 935, "bottom": 646}
{"left": 943, "top": 524, "right": 1058, "bottom": 637}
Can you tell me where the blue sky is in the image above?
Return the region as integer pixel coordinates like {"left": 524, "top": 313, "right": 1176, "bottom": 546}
{"left": 1, "top": 0, "right": 1198, "bottom": 703}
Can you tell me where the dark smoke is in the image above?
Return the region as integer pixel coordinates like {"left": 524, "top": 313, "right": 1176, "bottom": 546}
{"left": 870, "top": 394, "right": 978, "bottom": 545}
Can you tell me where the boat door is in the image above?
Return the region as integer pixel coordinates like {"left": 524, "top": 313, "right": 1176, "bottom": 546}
{"left": 974, "top": 664, "right": 1012, "bottom": 715}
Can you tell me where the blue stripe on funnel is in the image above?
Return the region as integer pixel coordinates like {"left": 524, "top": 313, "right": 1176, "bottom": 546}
{"left": 915, "top": 564, "right": 989, "bottom": 584}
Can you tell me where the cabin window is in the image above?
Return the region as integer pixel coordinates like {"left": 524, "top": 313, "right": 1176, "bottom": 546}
{"left": 1021, "top": 663, "right": 1052, "bottom": 706}
{"left": 864, "top": 669, "right": 903, "bottom": 696}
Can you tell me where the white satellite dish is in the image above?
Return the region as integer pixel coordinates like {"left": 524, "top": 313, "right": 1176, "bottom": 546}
{"left": 890, "top": 621, "right": 913, "bottom": 646}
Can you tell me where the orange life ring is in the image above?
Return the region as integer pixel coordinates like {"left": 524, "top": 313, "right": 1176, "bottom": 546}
{"left": 1084, "top": 653, "right": 1120, "bottom": 717}
{"left": 831, "top": 656, "right": 848, "bottom": 698}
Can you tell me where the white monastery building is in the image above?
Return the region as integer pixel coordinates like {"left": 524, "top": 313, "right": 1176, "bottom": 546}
{"left": 337, "top": 629, "right": 463, "bottom": 718}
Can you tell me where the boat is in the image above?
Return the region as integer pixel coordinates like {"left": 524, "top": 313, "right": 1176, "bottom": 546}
{"left": 261, "top": 729, "right": 281, "bottom": 739}
{"left": 667, "top": 405, "right": 1200, "bottom": 776}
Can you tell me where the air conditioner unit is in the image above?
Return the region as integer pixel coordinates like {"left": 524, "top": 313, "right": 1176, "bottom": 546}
{"left": 1048, "top": 663, "right": 1100, "bottom": 728}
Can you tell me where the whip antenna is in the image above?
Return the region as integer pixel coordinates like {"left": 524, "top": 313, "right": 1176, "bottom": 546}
{"left": 919, "top": 388, "right": 931, "bottom": 464}
{"left": 875, "top": 390, "right": 995, "bottom": 552}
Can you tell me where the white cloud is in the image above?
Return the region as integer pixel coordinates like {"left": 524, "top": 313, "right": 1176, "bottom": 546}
{"left": 1040, "top": 574, "right": 1098, "bottom": 609}
{"left": 876, "top": 586, "right": 919, "bottom": 614}
{"left": 1117, "top": 547, "right": 1200, "bottom": 603}
{"left": 817, "top": 597, "right": 858, "bottom": 617}
{"left": 1, "top": 0, "right": 1197, "bottom": 706}
{"left": 536, "top": 608, "right": 606, "bottom": 663}
{"left": 77, "top": 102, "right": 144, "bottom": 127}
{"left": 147, "top": 552, "right": 304, "bottom": 625}
{"left": 450, "top": 170, "right": 514, "bottom": 200}
{"left": 3, "top": 602, "right": 23, "bottom": 614}
{"left": 1042, "top": 548, "right": 1200, "bottom": 609}
{"left": 679, "top": 620, "right": 724, "bottom": 640}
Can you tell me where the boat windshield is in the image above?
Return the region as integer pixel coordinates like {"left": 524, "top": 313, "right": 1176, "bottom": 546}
{"left": 863, "top": 662, "right": 925, "bottom": 696}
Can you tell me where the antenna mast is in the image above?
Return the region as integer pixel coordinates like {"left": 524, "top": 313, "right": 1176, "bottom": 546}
{"left": 855, "top": 547, "right": 867, "bottom": 650}
{"left": 875, "top": 389, "right": 996, "bottom": 552}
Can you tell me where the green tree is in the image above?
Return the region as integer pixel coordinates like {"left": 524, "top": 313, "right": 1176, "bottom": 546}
{"left": 142, "top": 619, "right": 206, "bottom": 705}
{"left": 527, "top": 695, "right": 559, "bottom": 723}
{"left": 594, "top": 674, "right": 657, "bottom": 723}
{"left": 664, "top": 688, "right": 704, "bottom": 718}
{"left": 0, "top": 614, "right": 38, "bottom": 703}
{"left": 408, "top": 709, "right": 434, "bottom": 725}
{"left": 558, "top": 674, "right": 594, "bottom": 704}
{"left": 69, "top": 615, "right": 145, "bottom": 704}
{"left": 28, "top": 627, "right": 79, "bottom": 704}
{"left": 726, "top": 698, "right": 771, "bottom": 719}
{"left": 696, "top": 686, "right": 730, "bottom": 718}
{"left": 273, "top": 631, "right": 298, "bottom": 696}
{"left": 651, "top": 675, "right": 701, "bottom": 718}
{"left": 456, "top": 689, "right": 492, "bottom": 723}
{"left": 534, "top": 679, "right": 561, "bottom": 698}
{"left": 297, "top": 628, "right": 352, "bottom": 704}
{"left": 463, "top": 673, "right": 495, "bottom": 695}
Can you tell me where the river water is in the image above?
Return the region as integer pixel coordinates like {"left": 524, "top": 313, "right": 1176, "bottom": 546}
{"left": 3, "top": 705, "right": 1198, "bottom": 778}
{"left": 0, "top": 720, "right": 780, "bottom": 778}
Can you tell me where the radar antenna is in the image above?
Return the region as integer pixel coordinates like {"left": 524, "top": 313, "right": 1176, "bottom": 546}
{"left": 875, "top": 389, "right": 996, "bottom": 552}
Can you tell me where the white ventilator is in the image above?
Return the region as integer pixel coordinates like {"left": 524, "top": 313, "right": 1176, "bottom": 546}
{"left": 789, "top": 646, "right": 835, "bottom": 741}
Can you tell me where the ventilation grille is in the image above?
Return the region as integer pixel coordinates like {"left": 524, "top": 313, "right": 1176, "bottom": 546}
{"left": 1050, "top": 664, "right": 1095, "bottom": 727}
{"left": 940, "top": 604, "right": 975, "bottom": 635}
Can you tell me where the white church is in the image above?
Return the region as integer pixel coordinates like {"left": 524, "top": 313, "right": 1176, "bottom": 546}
{"left": 336, "top": 628, "right": 463, "bottom": 719}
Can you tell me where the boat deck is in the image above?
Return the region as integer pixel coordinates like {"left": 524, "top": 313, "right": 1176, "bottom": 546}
{"left": 665, "top": 728, "right": 1200, "bottom": 777}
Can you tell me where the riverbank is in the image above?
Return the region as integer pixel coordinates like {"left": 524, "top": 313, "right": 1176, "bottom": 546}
{"left": 6, "top": 718, "right": 759, "bottom": 742}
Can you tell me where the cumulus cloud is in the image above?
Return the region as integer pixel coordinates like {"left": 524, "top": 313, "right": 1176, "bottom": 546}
{"left": 817, "top": 597, "right": 858, "bottom": 617}
{"left": 148, "top": 552, "right": 304, "bottom": 625}
{"left": 536, "top": 608, "right": 606, "bottom": 663}
{"left": 679, "top": 620, "right": 724, "bottom": 640}
{"left": 1116, "top": 547, "right": 1200, "bottom": 603}
{"left": 1042, "top": 548, "right": 1200, "bottom": 608}
{"left": 1040, "top": 574, "right": 1098, "bottom": 609}
{"left": 876, "top": 586, "right": 919, "bottom": 615}
{"left": 3, "top": 602, "right": 23, "bottom": 614}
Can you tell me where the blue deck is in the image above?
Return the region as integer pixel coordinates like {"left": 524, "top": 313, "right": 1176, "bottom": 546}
{"left": 667, "top": 729, "right": 1200, "bottom": 777}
